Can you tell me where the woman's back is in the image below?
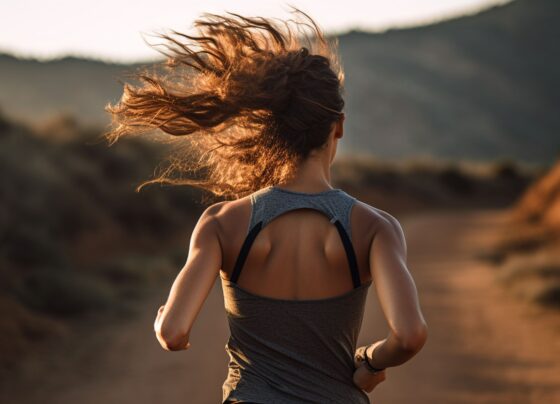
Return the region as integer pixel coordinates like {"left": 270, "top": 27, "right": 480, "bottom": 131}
{"left": 219, "top": 186, "right": 377, "bottom": 299}
{"left": 218, "top": 185, "right": 379, "bottom": 403}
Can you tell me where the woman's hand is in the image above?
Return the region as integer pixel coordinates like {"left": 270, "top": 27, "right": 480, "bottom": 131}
{"left": 352, "top": 344, "right": 387, "bottom": 393}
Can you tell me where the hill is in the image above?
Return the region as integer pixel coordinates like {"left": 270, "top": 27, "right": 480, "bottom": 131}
{"left": 337, "top": 0, "right": 559, "bottom": 164}
{"left": 0, "top": 0, "right": 558, "bottom": 164}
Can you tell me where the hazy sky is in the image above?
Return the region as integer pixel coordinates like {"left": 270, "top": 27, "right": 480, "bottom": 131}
{"left": 1, "top": 0, "right": 511, "bottom": 64}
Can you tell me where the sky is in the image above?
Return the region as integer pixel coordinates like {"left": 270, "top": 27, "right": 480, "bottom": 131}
{"left": 1, "top": 0, "right": 511, "bottom": 64}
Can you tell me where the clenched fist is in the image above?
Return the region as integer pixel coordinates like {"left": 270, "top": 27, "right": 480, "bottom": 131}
{"left": 353, "top": 345, "right": 386, "bottom": 393}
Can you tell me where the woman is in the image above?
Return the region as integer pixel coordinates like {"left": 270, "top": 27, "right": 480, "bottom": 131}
{"left": 105, "top": 7, "right": 427, "bottom": 403}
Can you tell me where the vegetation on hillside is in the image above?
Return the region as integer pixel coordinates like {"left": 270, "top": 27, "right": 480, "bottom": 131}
{"left": 0, "top": 110, "right": 204, "bottom": 375}
{"left": 478, "top": 159, "right": 560, "bottom": 309}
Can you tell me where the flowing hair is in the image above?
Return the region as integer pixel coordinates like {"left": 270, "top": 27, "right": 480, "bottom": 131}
{"left": 103, "top": 5, "right": 345, "bottom": 201}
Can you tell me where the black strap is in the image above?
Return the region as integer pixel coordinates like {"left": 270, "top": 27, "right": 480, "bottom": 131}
{"left": 230, "top": 217, "right": 361, "bottom": 288}
{"left": 333, "top": 219, "right": 361, "bottom": 288}
{"left": 230, "top": 221, "right": 263, "bottom": 283}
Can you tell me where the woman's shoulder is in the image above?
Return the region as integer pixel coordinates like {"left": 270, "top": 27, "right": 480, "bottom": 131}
{"left": 201, "top": 195, "right": 252, "bottom": 235}
{"left": 351, "top": 198, "right": 404, "bottom": 237}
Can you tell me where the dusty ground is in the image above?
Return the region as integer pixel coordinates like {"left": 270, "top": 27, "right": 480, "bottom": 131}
{"left": 2, "top": 208, "right": 560, "bottom": 403}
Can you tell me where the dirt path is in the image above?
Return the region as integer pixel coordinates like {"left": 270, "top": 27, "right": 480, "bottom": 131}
{"left": 366, "top": 209, "right": 560, "bottom": 403}
{"left": 3, "top": 209, "right": 560, "bottom": 403}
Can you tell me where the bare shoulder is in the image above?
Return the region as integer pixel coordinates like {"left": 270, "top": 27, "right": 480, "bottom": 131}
{"left": 352, "top": 199, "right": 401, "bottom": 232}
{"left": 352, "top": 199, "right": 407, "bottom": 252}
{"left": 199, "top": 195, "right": 252, "bottom": 232}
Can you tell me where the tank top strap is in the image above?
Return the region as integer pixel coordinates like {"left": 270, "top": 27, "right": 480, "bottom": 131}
{"left": 231, "top": 186, "right": 361, "bottom": 288}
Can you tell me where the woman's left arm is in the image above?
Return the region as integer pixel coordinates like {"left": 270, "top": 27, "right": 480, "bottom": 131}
{"left": 154, "top": 202, "right": 224, "bottom": 351}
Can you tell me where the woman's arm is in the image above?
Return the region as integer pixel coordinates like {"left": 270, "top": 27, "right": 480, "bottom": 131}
{"left": 154, "top": 202, "right": 225, "bottom": 351}
{"left": 365, "top": 211, "right": 428, "bottom": 367}
{"left": 353, "top": 211, "right": 427, "bottom": 392}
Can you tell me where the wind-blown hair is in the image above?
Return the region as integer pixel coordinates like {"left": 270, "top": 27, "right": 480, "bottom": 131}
{"left": 104, "top": 6, "right": 345, "bottom": 200}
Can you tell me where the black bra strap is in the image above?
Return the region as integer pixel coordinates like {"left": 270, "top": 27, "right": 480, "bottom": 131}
{"left": 230, "top": 221, "right": 263, "bottom": 284}
{"left": 230, "top": 217, "right": 361, "bottom": 288}
{"left": 333, "top": 219, "right": 361, "bottom": 288}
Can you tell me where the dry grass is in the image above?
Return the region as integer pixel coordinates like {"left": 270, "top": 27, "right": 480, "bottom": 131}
{"left": 476, "top": 221, "right": 554, "bottom": 265}
{"left": 495, "top": 246, "right": 560, "bottom": 308}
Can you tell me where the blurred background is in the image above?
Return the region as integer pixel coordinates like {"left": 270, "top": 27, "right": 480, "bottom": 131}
{"left": 0, "top": 0, "right": 559, "bottom": 403}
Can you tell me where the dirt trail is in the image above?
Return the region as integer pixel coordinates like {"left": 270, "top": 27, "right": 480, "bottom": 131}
{"left": 3, "top": 209, "right": 560, "bottom": 403}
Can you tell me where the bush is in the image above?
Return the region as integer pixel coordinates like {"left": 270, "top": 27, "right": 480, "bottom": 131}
{"left": 3, "top": 226, "right": 68, "bottom": 270}
{"left": 438, "top": 166, "right": 474, "bottom": 194}
{"left": 534, "top": 285, "right": 560, "bottom": 308}
{"left": 496, "top": 249, "right": 560, "bottom": 309}
{"left": 493, "top": 159, "right": 520, "bottom": 180}
{"left": 16, "top": 269, "right": 118, "bottom": 318}
{"left": 95, "top": 253, "right": 178, "bottom": 284}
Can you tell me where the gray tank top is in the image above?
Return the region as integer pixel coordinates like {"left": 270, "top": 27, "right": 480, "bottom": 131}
{"left": 220, "top": 185, "right": 372, "bottom": 404}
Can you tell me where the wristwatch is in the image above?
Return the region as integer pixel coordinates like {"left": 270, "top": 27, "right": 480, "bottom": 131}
{"left": 364, "top": 343, "right": 386, "bottom": 373}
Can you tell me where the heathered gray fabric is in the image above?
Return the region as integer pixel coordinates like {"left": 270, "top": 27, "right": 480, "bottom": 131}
{"left": 221, "top": 186, "right": 372, "bottom": 404}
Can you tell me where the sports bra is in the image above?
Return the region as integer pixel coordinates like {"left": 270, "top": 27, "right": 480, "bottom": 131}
{"left": 221, "top": 185, "right": 372, "bottom": 403}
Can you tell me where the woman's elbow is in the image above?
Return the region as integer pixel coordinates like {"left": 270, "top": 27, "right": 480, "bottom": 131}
{"left": 396, "top": 322, "right": 428, "bottom": 353}
{"left": 156, "top": 327, "right": 191, "bottom": 351}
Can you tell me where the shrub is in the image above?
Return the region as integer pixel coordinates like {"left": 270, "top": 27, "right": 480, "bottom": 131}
{"left": 16, "top": 269, "right": 118, "bottom": 318}
{"left": 493, "top": 159, "right": 520, "bottom": 180}
{"left": 438, "top": 166, "right": 474, "bottom": 194}
{"left": 534, "top": 285, "right": 560, "bottom": 308}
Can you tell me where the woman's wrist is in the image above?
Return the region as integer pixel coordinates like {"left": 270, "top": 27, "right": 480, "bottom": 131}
{"left": 364, "top": 342, "right": 386, "bottom": 373}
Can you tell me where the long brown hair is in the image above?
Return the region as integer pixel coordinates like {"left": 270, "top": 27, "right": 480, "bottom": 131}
{"left": 104, "top": 6, "right": 345, "bottom": 201}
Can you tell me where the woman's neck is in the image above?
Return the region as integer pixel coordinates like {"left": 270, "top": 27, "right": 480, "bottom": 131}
{"left": 277, "top": 153, "right": 333, "bottom": 192}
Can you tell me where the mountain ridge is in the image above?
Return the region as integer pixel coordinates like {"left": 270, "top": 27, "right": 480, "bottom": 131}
{"left": 0, "top": 0, "right": 557, "bottom": 164}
